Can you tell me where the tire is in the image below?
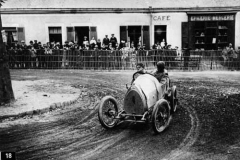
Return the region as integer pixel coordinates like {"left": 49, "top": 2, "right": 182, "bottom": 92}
{"left": 170, "top": 86, "right": 178, "bottom": 114}
{"left": 98, "top": 96, "right": 119, "bottom": 129}
{"left": 152, "top": 99, "right": 172, "bottom": 134}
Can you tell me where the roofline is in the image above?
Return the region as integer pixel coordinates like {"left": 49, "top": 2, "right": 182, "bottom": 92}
{"left": 0, "top": 6, "right": 240, "bottom": 14}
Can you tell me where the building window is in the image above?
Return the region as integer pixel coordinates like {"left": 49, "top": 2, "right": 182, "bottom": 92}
{"left": 120, "top": 26, "right": 150, "bottom": 49}
{"left": 154, "top": 25, "right": 167, "bottom": 45}
{"left": 49, "top": 27, "right": 62, "bottom": 44}
{"left": 2, "top": 27, "right": 17, "bottom": 46}
{"left": 189, "top": 14, "right": 235, "bottom": 50}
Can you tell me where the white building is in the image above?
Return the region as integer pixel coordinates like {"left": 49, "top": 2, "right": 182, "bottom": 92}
{"left": 1, "top": 0, "right": 240, "bottom": 49}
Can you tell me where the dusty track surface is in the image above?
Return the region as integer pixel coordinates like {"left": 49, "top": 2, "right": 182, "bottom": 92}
{"left": 0, "top": 70, "right": 240, "bottom": 160}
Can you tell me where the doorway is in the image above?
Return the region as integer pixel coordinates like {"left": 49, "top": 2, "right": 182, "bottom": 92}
{"left": 154, "top": 25, "right": 167, "bottom": 45}
{"left": 128, "top": 26, "right": 142, "bottom": 47}
{"left": 75, "top": 26, "right": 89, "bottom": 46}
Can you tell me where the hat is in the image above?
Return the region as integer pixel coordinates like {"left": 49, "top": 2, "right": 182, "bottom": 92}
{"left": 34, "top": 40, "right": 37, "bottom": 42}
{"left": 21, "top": 40, "right": 25, "bottom": 43}
{"left": 65, "top": 41, "right": 69, "bottom": 43}
{"left": 30, "top": 40, "right": 33, "bottom": 43}
{"left": 111, "top": 34, "right": 114, "bottom": 35}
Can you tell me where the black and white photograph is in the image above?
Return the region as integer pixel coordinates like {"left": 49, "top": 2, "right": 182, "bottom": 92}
{"left": 0, "top": 0, "right": 240, "bottom": 159}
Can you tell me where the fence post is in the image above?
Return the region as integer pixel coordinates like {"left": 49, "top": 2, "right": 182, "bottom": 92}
{"left": 210, "top": 51, "right": 213, "bottom": 70}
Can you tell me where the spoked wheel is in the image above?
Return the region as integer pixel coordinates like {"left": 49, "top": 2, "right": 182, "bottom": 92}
{"left": 152, "top": 99, "right": 172, "bottom": 134}
{"left": 170, "top": 86, "right": 178, "bottom": 114}
{"left": 98, "top": 96, "right": 119, "bottom": 129}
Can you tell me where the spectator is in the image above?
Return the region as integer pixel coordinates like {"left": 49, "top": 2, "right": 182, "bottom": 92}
{"left": 175, "top": 46, "right": 181, "bottom": 56}
{"left": 90, "top": 37, "right": 97, "bottom": 50}
{"left": 85, "top": 44, "right": 90, "bottom": 51}
{"left": 235, "top": 46, "right": 240, "bottom": 70}
{"left": 119, "top": 40, "right": 125, "bottom": 50}
{"left": 45, "top": 42, "right": 53, "bottom": 68}
{"left": 52, "top": 42, "right": 61, "bottom": 68}
{"left": 94, "top": 44, "right": 99, "bottom": 51}
{"left": 115, "top": 42, "right": 119, "bottom": 50}
{"left": 110, "top": 34, "right": 117, "bottom": 49}
{"left": 161, "top": 39, "right": 166, "bottom": 48}
{"left": 97, "top": 39, "right": 101, "bottom": 49}
{"left": 152, "top": 43, "right": 157, "bottom": 50}
{"left": 232, "top": 48, "right": 238, "bottom": 70}
{"left": 222, "top": 46, "right": 228, "bottom": 66}
{"left": 28, "top": 40, "right": 34, "bottom": 49}
{"left": 130, "top": 42, "right": 135, "bottom": 51}
{"left": 121, "top": 42, "right": 130, "bottom": 69}
{"left": 33, "top": 40, "right": 39, "bottom": 49}
{"left": 50, "top": 41, "right": 56, "bottom": 49}
{"left": 29, "top": 46, "right": 37, "bottom": 68}
{"left": 157, "top": 41, "right": 162, "bottom": 49}
{"left": 20, "top": 40, "right": 27, "bottom": 49}
{"left": 109, "top": 43, "right": 114, "bottom": 51}
{"left": 227, "top": 44, "right": 234, "bottom": 70}
{"left": 63, "top": 41, "right": 69, "bottom": 49}
{"left": 38, "top": 42, "right": 43, "bottom": 49}
{"left": 83, "top": 36, "right": 89, "bottom": 49}
{"left": 103, "top": 35, "right": 110, "bottom": 48}
{"left": 101, "top": 44, "right": 109, "bottom": 51}
{"left": 141, "top": 44, "right": 146, "bottom": 51}
{"left": 136, "top": 44, "right": 141, "bottom": 50}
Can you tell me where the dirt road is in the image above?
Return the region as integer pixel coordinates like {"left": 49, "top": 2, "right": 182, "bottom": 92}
{"left": 0, "top": 70, "right": 240, "bottom": 160}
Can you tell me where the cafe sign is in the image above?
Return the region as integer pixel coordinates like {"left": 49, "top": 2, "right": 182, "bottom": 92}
{"left": 153, "top": 15, "right": 170, "bottom": 21}
{"left": 190, "top": 15, "right": 234, "bottom": 21}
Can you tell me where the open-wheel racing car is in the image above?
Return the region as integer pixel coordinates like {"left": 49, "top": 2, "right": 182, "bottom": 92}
{"left": 98, "top": 71, "right": 178, "bottom": 134}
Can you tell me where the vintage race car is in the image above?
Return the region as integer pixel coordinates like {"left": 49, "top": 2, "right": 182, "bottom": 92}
{"left": 98, "top": 71, "right": 178, "bottom": 133}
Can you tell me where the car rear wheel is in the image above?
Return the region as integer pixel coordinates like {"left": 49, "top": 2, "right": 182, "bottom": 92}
{"left": 152, "top": 99, "right": 172, "bottom": 134}
{"left": 98, "top": 96, "right": 119, "bottom": 129}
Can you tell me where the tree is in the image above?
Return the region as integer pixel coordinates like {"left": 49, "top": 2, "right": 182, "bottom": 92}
{"left": 0, "top": 0, "right": 15, "bottom": 104}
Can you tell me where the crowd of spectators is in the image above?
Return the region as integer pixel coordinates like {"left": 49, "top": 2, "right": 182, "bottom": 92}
{"left": 221, "top": 43, "right": 240, "bottom": 70}
{"left": 4, "top": 34, "right": 240, "bottom": 70}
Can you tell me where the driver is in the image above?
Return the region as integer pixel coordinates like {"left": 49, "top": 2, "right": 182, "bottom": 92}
{"left": 152, "top": 61, "right": 168, "bottom": 85}
{"left": 136, "top": 63, "right": 146, "bottom": 74}
{"left": 131, "top": 63, "right": 146, "bottom": 84}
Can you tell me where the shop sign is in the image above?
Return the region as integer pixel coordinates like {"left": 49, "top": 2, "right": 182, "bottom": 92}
{"left": 153, "top": 15, "right": 170, "bottom": 21}
{"left": 190, "top": 15, "right": 234, "bottom": 21}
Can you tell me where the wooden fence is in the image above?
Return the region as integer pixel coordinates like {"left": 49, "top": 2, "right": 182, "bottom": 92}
{"left": 6, "top": 49, "right": 240, "bottom": 71}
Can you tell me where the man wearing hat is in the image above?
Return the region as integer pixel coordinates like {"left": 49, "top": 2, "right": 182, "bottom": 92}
{"left": 110, "top": 34, "right": 117, "bottom": 49}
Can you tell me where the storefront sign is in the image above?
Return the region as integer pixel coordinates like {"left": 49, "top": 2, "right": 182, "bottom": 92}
{"left": 153, "top": 15, "right": 170, "bottom": 21}
{"left": 190, "top": 15, "right": 234, "bottom": 21}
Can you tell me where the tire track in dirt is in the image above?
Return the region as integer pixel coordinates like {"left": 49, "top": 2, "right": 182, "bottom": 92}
{"left": 162, "top": 104, "right": 200, "bottom": 160}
